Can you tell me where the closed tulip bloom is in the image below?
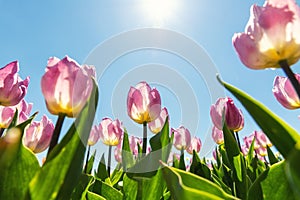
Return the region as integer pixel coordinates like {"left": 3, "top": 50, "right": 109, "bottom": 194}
{"left": 23, "top": 115, "right": 54, "bottom": 153}
{"left": 148, "top": 107, "right": 169, "bottom": 134}
{"left": 41, "top": 56, "right": 95, "bottom": 117}
{"left": 127, "top": 81, "right": 161, "bottom": 124}
{"left": 254, "top": 130, "right": 272, "bottom": 148}
{"left": 212, "top": 126, "right": 224, "bottom": 145}
{"left": 273, "top": 75, "right": 300, "bottom": 109}
{"left": 233, "top": 0, "right": 300, "bottom": 69}
{"left": 88, "top": 125, "right": 101, "bottom": 146}
{"left": 186, "top": 136, "right": 202, "bottom": 154}
{"left": 172, "top": 126, "right": 191, "bottom": 151}
{"left": 0, "top": 61, "right": 29, "bottom": 106}
{"left": 114, "top": 136, "right": 142, "bottom": 163}
{"left": 99, "top": 118, "right": 123, "bottom": 146}
{"left": 210, "top": 97, "right": 244, "bottom": 131}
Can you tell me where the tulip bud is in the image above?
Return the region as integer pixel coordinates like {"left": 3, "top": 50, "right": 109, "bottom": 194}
{"left": 98, "top": 118, "right": 123, "bottom": 146}
{"left": 186, "top": 136, "right": 202, "bottom": 155}
{"left": 88, "top": 125, "right": 101, "bottom": 146}
{"left": 127, "top": 81, "right": 161, "bottom": 124}
{"left": 148, "top": 107, "right": 169, "bottom": 134}
{"left": 41, "top": 56, "right": 95, "bottom": 117}
{"left": 212, "top": 126, "right": 224, "bottom": 145}
{"left": 233, "top": 0, "right": 300, "bottom": 69}
{"left": 210, "top": 97, "right": 244, "bottom": 131}
{"left": 273, "top": 75, "right": 300, "bottom": 109}
{"left": 23, "top": 115, "right": 54, "bottom": 153}
{"left": 0, "top": 61, "right": 29, "bottom": 106}
{"left": 172, "top": 126, "right": 191, "bottom": 151}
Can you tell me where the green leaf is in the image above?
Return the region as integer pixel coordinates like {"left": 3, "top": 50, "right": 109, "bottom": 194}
{"left": 90, "top": 178, "right": 123, "bottom": 200}
{"left": 86, "top": 191, "right": 106, "bottom": 200}
{"left": 247, "top": 168, "right": 269, "bottom": 200}
{"left": 71, "top": 174, "right": 94, "bottom": 199}
{"left": 123, "top": 174, "right": 137, "bottom": 199}
{"left": 96, "top": 153, "right": 108, "bottom": 181}
{"left": 85, "top": 150, "right": 96, "bottom": 174}
{"left": 261, "top": 161, "right": 294, "bottom": 200}
{"left": 285, "top": 144, "right": 300, "bottom": 199}
{"left": 29, "top": 80, "right": 99, "bottom": 200}
{"left": 218, "top": 77, "right": 300, "bottom": 158}
{"left": 7, "top": 108, "right": 19, "bottom": 129}
{"left": 122, "top": 129, "right": 135, "bottom": 171}
{"left": 190, "top": 150, "right": 211, "bottom": 180}
{"left": 266, "top": 146, "right": 279, "bottom": 165}
{"left": 161, "top": 164, "right": 237, "bottom": 200}
{"left": 0, "top": 127, "right": 40, "bottom": 200}
{"left": 141, "top": 169, "right": 167, "bottom": 200}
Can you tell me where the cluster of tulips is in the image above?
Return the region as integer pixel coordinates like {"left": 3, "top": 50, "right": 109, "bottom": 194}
{"left": 1, "top": 0, "right": 300, "bottom": 199}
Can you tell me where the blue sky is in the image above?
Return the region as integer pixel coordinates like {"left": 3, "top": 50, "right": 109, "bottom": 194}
{"left": 1, "top": 0, "right": 300, "bottom": 161}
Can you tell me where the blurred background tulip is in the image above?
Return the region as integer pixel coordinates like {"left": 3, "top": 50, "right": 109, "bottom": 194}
{"left": 273, "top": 75, "right": 300, "bottom": 109}
{"left": 23, "top": 115, "right": 54, "bottom": 153}
{"left": 212, "top": 126, "right": 224, "bottom": 145}
{"left": 88, "top": 126, "right": 101, "bottom": 146}
{"left": 172, "top": 126, "right": 191, "bottom": 151}
{"left": 0, "top": 61, "right": 29, "bottom": 106}
{"left": 148, "top": 107, "right": 168, "bottom": 134}
{"left": 186, "top": 136, "right": 201, "bottom": 155}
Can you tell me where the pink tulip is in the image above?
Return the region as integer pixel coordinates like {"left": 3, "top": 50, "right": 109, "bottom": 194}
{"left": 172, "top": 126, "right": 191, "bottom": 151}
{"left": 23, "top": 115, "right": 54, "bottom": 153}
{"left": 254, "top": 130, "right": 272, "bottom": 148}
{"left": 0, "top": 99, "right": 32, "bottom": 128}
{"left": 212, "top": 126, "right": 224, "bottom": 145}
{"left": 186, "top": 136, "right": 202, "bottom": 154}
{"left": 41, "top": 56, "right": 95, "bottom": 117}
{"left": 114, "top": 136, "right": 143, "bottom": 163}
{"left": 127, "top": 81, "right": 161, "bottom": 124}
{"left": 0, "top": 61, "right": 29, "bottom": 106}
{"left": 273, "top": 75, "right": 300, "bottom": 109}
{"left": 88, "top": 125, "right": 101, "bottom": 146}
{"left": 98, "top": 118, "right": 123, "bottom": 146}
{"left": 243, "top": 131, "right": 272, "bottom": 157}
{"left": 210, "top": 97, "right": 244, "bottom": 131}
{"left": 148, "top": 107, "right": 169, "bottom": 134}
{"left": 233, "top": 0, "right": 300, "bottom": 69}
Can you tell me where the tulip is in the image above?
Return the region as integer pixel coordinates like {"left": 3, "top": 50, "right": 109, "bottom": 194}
{"left": 0, "top": 61, "right": 29, "bottom": 106}
{"left": 254, "top": 130, "right": 272, "bottom": 148}
{"left": 23, "top": 115, "right": 54, "bottom": 153}
{"left": 272, "top": 75, "right": 300, "bottom": 109}
{"left": 210, "top": 97, "right": 244, "bottom": 131}
{"left": 172, "top": 126, "right": 191, "bottom": 151}
{"left": 243, "top": 131, "right": 272, "bottom": 157}
{"left": 233, "top": 0, "right": 300, "bottom": 70}
{"left": 127, "top": 81, "right": 161, "bottom": 124}
{"left": 186, "top": 136, "right": 202, "bottom": 155}
{"left": 98, "top": 118, "right": 123, "bottom": 146}
{"left": 148, "top": 107, "right": 168, "bottom": 134}
{"left": 114, "top": 136, "right": 142, "bottom": 163}
{"left": 212, "top": 126, "right": 224, "bottom": 145}
{"left": 41, "top": 56, "right": 95, "bottom": 118}
{"left": 88, "top": 126, "right": 101, "bottom": 146}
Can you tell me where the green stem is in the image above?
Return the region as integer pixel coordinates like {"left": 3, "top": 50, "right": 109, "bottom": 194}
{"left": 137, "top": 180, "right": 143, "bottom": 199}
{"left": 84, "top": 145, "right": 91, "bottom": 174}
{"left": 46, "top": 113, "right": 66, "bottom": 158}
{"left": 108, "top": 145, "right": 112, "bottom": 176}
{"left": 279, "top": 60, "right": 300, "bottom": 99}
{"left": 142, "top": 122, "right": 147, "bottom": 156}
{"left": 0, "top": 128, "right": 4, "bottom": 137}
{"left": 235, "top": 131, "right": 242, "bottom": 152}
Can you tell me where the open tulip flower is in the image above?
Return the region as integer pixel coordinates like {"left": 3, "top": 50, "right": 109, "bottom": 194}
{"left": 233, "top": 0, "right": 300, "bottom": 69}
{"left": 23, "top": 115, "right": 54, "bottom": 153}
{"left": 172, "top": 126, "right": 191, "bottom": 151}
{"left": 148, "top": 107, "right": 169, "bottom": 134}
{"left": 41, "top": 56, "right": 95, "bottom": 118}
{"left": 98, "top": 118, "right": 123, "bottom": 146}
{"left": 210, "top": 97, "right": 244, "bottom": 132}
{"left": 186, "top": 136, "right": 202, "bottom": 155}
{"left": 273, "top": 75, "right": 300, "bottom": 109}
{"left": 88, "top": 125, "right": 101, "bottom": 146}
{"left": 0, "top": 61, "right": 29, "bottom": 106}
{"left": 127, "top": 81, "right": 161, "bottom": 124}
{"left": 212, "top": 126, "right": 224, "bottom": 145}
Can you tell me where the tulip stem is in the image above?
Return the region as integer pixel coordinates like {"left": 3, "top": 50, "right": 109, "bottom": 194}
{"left": 108, "top": 145, "right": 112, "bottom": 176}
{"left": 235, "top": 131, "right": 242, "bottom": 152}
{"left": 279, "top": 60, "right": 300, "bottom": 99}
{"left": 0, "top": 128, "right": 4, "bottom": 137}
{"left": 84, "top": 145, "right": 91, "bottom": 174}
{"left": 46, "top": 113, "right": 66, "bottom": 158}
{"left": 142, "top": 122, "right": 147, "bottom": 156}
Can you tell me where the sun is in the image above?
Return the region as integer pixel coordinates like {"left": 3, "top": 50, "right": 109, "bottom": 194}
{"left": 141, "top": 0, "right": 179, "bottom": 26}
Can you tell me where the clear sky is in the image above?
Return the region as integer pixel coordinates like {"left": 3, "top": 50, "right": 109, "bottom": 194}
{"left": 1, "top": 0, "right": 300, "bottom": 162}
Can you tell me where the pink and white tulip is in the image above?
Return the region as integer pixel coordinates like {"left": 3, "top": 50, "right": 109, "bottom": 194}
{"left": 172, "top": 126, "right": 191, "bottom": 151}
{"left": 186, "top": 136, "right": 202, "bottom": 155}
{"left": 273, "top": 75, "right": 300, "bottom": 109}
{"left": 98, "top": 118, "right": 123, "bottom": 146}
{"left": 212, "top": 126, "right": 224, "bottom": 145}
{"left": 127, "top": 81, "right": 161, "bottom": 124}
{"left": 88, "top": 126, "right": 101, "bottom": 146}
{"left": 41, "top": 56, "right": 95, "bottom": 117}
{"left": 23, "top": 115, "right": 54, "bottom": 153}
{"left": 233, "top": 0, "right": 300, "bottom": 69}
{"left": 0, "top": 61, "right": 29, "bottom": 106}
{"left": 148, "top": 107, "right": 169, "bottom": 134}
{"left": 210, "top": 97, "right": 244, "bottom": 131}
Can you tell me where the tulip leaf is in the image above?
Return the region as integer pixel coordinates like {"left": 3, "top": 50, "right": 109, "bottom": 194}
{"left": 190, "top": 150, "right": 211, "bottom": 180}
{"left": 266, "top": 146, "right": 279, "bottom": 165}
{"left": 285, "top": 144, "right": 300, "bottom": 199}
{"left": 247, "top": 168, "right": 269, "bottom": 200}
{"left": 161, "top": 164, "right": 237, "bottom": 200}
{"left": 122, "top": 129, "right": 135, "bottom": 170}
{"left": 96, "top": 153, "right": 108, "bottom": 181}
{"left": 89, "top": 177, "right": 123, "bottom": 200}
{"left": 29, "top": 80, "right": 98, "bottom": 200}
{"left": 86, "top": 191, "right": 106, "bottom": 200}
{"left": 71, "top": 174, "right": 94, "bottom": 199}
{"left": 261, "top": 161, "right": 294, "bottom": 200}
{"left": 85, "top": 150, "right": 96, "bottom": 174}
{"left": 218, "top": 76, "right": 300, "bottom": 158}
{"left": 123, "top": 174, "right": 138, "bottom": 199}
{"left": 7, "top": 108, "right": 19, "bottom": 129}
{"left": 0, "top": 127, "right": 40, "bottom": 200}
